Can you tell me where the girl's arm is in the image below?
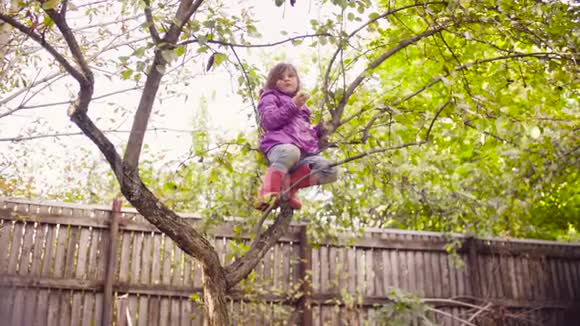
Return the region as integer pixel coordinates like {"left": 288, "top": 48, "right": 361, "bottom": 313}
{"left": 258, "top": 93, "right": 299, "bottom": 131}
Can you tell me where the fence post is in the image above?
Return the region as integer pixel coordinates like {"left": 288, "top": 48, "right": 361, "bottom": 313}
{"left": 102, "top": 198, "right": 122, "bottom": 326}
{"left": 298, "top": 225, "right": 313, "bottom": 326}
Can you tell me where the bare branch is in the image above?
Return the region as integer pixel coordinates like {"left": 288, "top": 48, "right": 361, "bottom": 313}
{"left": 0, "top": 72, "right": 67, "bottom": 119}
{"left": 467, "top": 302, "right": 493, "bottom": 322}
{"left": 437, "top": 31, "right": 474, "bottom": 97}
{"left": 2, "top": 86, "right": 142, "bottom": 118}
{"left": 0, "top": 13, "right": 84, "bottom": 83}
{"left": 61, "top": 0, "right": 68, "bottom": 17}
{"left": 76, "top": 14, "right": 144, "bottom": 32}
{"left": 0, "top": 127, "right": 197, "bottom": 142}
{"left": 425, "top": 99, "right": 452, "bottom": 142}
{"left": 426, "top": 307, "right": 478, "bottom": 326}
{"left": 178, "top": 33, "right": 329, "bottom": 48}
{"left": 229, "top": 45, "right": 258, "bottom": 126}
{"left": 44, "top": 9, "right": 93, "bottom": 85}
{"left": 144, "top": 0, "right": 161, "bottom": 43}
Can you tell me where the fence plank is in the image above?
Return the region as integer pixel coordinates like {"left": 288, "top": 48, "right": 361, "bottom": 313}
{"left": 159, "top": 296, "right": 171, "bottom": 326}
{"left": 82, "top": 292, "right": 95, "bottom": 326}
{"left": 11, "top": 288, "right": 25, "bottom": 326}
{"left": 0, "top": 220, "right": 13, "bottom": 274}
{"left": 128, "top": 295, "right": 139, "bottom": 325}
{"left": 507, "top": 255, "right": 518, "bottom": 300}
{"left": 64, "top": 226, "right": 80, "bottom": 279}
{"left": 24, "top": 289, "right": 36, "bottom": 326}
{"left": 170, "top": 297, "right": 181, "bottom": 326}
{"left": 8, "top": 222, "right": 24, "bottom": 274}
{"left": 70, "top": 291, "right": 83, "bottom": 325}
{"left": 151, "top": 235, "right": 162, "bottom": 285}
{"left": 42, "top": 226, "right": 56, "bottom": 278}
{"left": 358, "top": 248, "right": 367, "bottom": 297}
{"left": 281, "top": 243, "right": 291, "bottom": 294}
{"left": 141, "top": 232, "right": 153, "bottom": 286}
{"left": 32, "top": 289, "right": 49, "bottom": 326}
{"left": 76, "top": 228, "right": 91, "bottom": 280}
{"left": 118, "top": 231, "right": 133, "bottom": 283}
{"left": 366, "top": 248, "right": 375, "bottom": 297}
{"left": 173, "top": 241, "right": 184, "bottom": 287}
{"left": 149, "top": 296, "right": 160, "bottom": 325}
{"left": 53, "top": 225, "right": 69, "bottom": 278}
{"left": 563, "top": 260, "right": 575, "bottom": 300}
{"left": 162, "top": 236, "right": 173, "bottom": 286}
{"left": 117, "top": 294, "right": 128, "bottom": 326}
{"left": 19, "top": 223, "right": 35, "bottom": 275}
{"left": 372, "top": 249, "right": 383, "bottom": 297}
{"left": 131, "top": 232, "right": 144, "bottom": 284}
{"left": 58, "top": 290, "right": 72, "bottom": 326}
{"left": 320, "top": 245, "right": 329, "bottom": 295}
{"left": 398, "top": 248, "right": 408, "bottom": 293}
{"left": 415, "top": 249, "right": 425, "bottom": 297}
{"left": 30, "top": 224, "right": 46, "bottom": 277}
{"left": 86, "top": 228, "right": 101, "bottom": 280}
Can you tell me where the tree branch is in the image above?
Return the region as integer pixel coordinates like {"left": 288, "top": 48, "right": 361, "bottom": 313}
{"left": 71, "top": 110, "right": 227, "bottom": 300}
{"left": 323, "top": 2, "right": 448, "bottom": 109}
{"left": 178, "top": 33, "right": 329, "bottom": 48}
{"left": 426, "top": 307, "right": 478, "bottom": 326}
{"left": 225, "top": 206, "right": 294, "bottom": 287}
{"left": 331, "top": 26, "right": 447, "bottom": 127}
{"left": 0, "top": 127, "right": 199, "bottom": 142}
{"left": 2, "top": 86, "right": 142, "bottom": 117}
{"left": 43, "top": 9, "right": 94, "bottom": 115}
{"left": 124, "top": 0, "right": 204, "bottom": 173}
{"left": 44, "top": 9, "right": 93, "bottom": 86}
{"left": 144, "top": 0, "right": 161, "bottom": 43}
{"left": 425, "top": 99, "right": 452, "bottom": 142}
{"left": 229, "top": 45, "right": 258, "bottom": 126}
{"left": 0, "top": 13, "right": 84, "bottom": 83}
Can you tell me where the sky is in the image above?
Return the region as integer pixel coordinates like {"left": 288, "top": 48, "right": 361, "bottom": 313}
{"left": 0, "top": 0, "right": 338, "bottom": 191}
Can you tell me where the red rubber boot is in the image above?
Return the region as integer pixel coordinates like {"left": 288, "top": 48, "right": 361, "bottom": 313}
{"left": 254, "top": 167, "right": 287, "bottom": 211}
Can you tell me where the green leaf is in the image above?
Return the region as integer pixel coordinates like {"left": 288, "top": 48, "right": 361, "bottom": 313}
{"left": 213, "top": 53, "right": 226, "bottom": 66}
{"left": 121, "top": 69, "right": 133, "bottom": 80}
{"left": 275, "top": 0, "right": 285, "bottom": 7}
{"left": 42, "top": 0, "right": 60, "bottom": 10}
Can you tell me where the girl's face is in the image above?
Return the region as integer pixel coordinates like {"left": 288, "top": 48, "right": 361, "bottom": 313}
{"left": 275, "top": 69, "right": 298, "bottom": 95}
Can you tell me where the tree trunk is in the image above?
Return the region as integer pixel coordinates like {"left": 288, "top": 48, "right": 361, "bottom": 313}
{"left": 202, "top": 266, "right": 230, "bottom": 325}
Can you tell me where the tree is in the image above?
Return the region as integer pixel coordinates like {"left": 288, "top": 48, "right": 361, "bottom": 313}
{"left": 1, "top": 0, "right": 578, "bottom": 324}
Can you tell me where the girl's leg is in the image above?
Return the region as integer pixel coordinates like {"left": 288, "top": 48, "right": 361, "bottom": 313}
{"left": 287, "top": 154, "right": 338, "bottom": 209}
{"left": 266, "top": 144, "right": 301, "bottom": 173}
{"left": 292, "top": 154, "right": 338, "bottom": 185}
{"left": 254, "top": 144, "right": 301, "bottom": 210}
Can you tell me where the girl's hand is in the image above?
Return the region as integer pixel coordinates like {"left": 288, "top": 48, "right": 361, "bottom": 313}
{"left": 293, "top": 92, "right": 309, "bottom": 108}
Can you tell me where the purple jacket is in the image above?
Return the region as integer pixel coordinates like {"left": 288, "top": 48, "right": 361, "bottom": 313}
{"left": 258, "top": 88, "right": 321, "bottom": 155}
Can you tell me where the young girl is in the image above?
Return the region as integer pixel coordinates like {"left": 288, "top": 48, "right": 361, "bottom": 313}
{"left": 254, "top": 63, "right": 338, "bottom": 210}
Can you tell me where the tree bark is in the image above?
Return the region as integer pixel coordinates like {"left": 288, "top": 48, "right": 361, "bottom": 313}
{"left": 202, "top": 265, "right": 230, "bottom": 325}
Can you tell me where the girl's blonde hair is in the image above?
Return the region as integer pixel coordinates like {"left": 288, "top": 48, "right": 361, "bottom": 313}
{"left": 263, "top": 63, "right": 301, "bottom": 96}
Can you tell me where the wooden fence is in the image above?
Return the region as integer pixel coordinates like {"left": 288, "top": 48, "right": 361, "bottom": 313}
{"left": 0, "top": 197, "right": 579, "bottom": 326}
